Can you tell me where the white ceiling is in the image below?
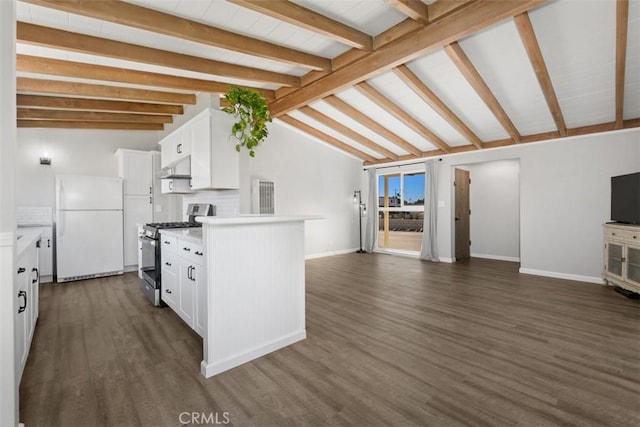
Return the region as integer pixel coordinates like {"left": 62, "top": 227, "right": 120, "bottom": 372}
{"left": 15, "top": 0, "right": 640, "bottom": 162}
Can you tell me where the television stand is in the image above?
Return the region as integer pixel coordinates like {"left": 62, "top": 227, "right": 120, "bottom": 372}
{"left": 602, "top": 223, "right": 640, "bottom": 296}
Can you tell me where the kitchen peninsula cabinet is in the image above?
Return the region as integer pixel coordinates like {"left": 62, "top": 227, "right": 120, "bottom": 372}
{"left": 197, "top": 215, "right": 319, "bottom": 378}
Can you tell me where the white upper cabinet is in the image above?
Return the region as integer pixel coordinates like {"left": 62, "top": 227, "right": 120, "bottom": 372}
{"left": 160, "top": 108, "right": 239, "bottom": 191}
{"left": 161, "top": 127, "right": 191, "bottom": 169}
{"left": 190, "top": 108, "right": 239, "bottom": 190}
{"left": 115, "top": 149, "right": 153, "bottom": 196}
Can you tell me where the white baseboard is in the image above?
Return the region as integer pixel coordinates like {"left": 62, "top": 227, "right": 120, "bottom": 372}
{"left": 519, "top": 267, "right": 604, "bottom": 285}
{"left": 439, "top": 257, "right": 455, "bottom": 263}
{"left": 305, "top": 248, "right": 360, "bottom": 260}
{"left": 472, "top": 253, "right": 520, "bottom": 262}
{"left": 123, "top": 265, "right": 138, "bottom": 273}
{"left": 201, "top": 330, "right": 306, "bottom": 378}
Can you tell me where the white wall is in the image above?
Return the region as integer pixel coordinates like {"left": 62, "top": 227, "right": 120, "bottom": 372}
{"left": 0, "top": 1, "right": 18, "bottom": 424}
{"left": 467, "top": 159, "right": 520, "bottom": 261}
{"left": 15, "top": 129, "right": 159, "bottom": 210}
{"left": 240, "top": 121, "right": 363, "bottom": 256}
{"left": 183, "top": 117, "right": 363, "bottom": 256}
{"left": 436, "top": 129, "right": 640, "bottom": 283}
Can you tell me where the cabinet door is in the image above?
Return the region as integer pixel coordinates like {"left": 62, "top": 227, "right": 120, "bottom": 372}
{"left": 190, "top": 113, "right": 211, "bottom": 190}
{"left": 122, "top": 151, "right": 152, "bottom": 195}
{"left": 161, "top": 252, "right": 179, "bottom": 310}
{"left": 606, "top": 241, "right": 624, "bottom": 280}
{"left": 39, "top": 236, "right": 53, "bottom": 277}
{"left": 15, "top": 264, "right": 29, "bottom": 381}
{"left": 161, "top": 128, "right": 190, "bottom": 168}
{"left": 124, "top": 195, "right": 153, "bottom": 267}
{"left": 161, "top": 179, "right": 194, "bottom": 194}
{"left": 178, "top": 261, "right": 195, "bottom": 327}
{"left": 626, "top": 246, "right": 640, "bottom": 287}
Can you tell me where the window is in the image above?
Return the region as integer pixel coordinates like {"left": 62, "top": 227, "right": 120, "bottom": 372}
{"left": 377, "top": 171, "right": 425, "bottom": 253}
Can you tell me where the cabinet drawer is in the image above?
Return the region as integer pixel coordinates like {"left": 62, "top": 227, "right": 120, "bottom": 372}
{"left": 160, "top": 234, "right": 177, "bottom": 253}
{"left": 624, "top": 229, "right": 640, "bottom": 244}
{"left": 178, "top": 240, "right": 204, "bottom": 265}
{"left": 161, "top": 251, "right": 178, "bottom": 276}
{"left": 605, "top": 227, "right": 625, "bottom": 240}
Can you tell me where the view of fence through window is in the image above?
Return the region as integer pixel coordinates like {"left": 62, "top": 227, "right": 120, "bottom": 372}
{"left": 377, "top": 172, "right": 425, "bottom": 252}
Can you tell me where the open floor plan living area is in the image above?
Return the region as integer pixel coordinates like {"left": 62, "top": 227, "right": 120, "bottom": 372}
{"left": 1, "top": 0, "right": 639, "bottom": 426}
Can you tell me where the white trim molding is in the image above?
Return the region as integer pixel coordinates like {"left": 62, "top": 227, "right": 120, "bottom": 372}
{"left": 519, "top": 267, "right": 604, "bottom": 285}
{"left": 471, "top": 253, "right": 520, "bottom": 262}
{"left": 305, "top": 248, "right": 360, "bottom": 260}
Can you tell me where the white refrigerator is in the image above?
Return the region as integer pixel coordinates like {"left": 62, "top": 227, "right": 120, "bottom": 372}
{"left": 56, "top": 175, "right": 124, "bottom": 282}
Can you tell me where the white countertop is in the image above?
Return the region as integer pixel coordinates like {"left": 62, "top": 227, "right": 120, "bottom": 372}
{"left": 196, "top": 215, "right": 324, "bottom": 226}
{"left": 159, "top": 228, "right": 203, "bottom": 244}
{"left": 16, "top": 229, "right": 42, "bottom": 256}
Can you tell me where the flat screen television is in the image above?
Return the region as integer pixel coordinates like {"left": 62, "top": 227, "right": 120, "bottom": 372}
{"left": 611, "top": 172, "right": 640, "bottom": 224}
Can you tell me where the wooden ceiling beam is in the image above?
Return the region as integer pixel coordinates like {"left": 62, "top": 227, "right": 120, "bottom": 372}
{"left": 428, "top": 0, "right": 477, "bottom": 22}
{"left": 394, "top": 64, "right": 483, "bottom": 149}
{"left": 17, "top": 77, "right": 196, "bottom": 104}
{"left": 17, "top": 22, "right": 299, "bottom": 87}
{"left": 323, "top": 95, "right": 423, "bottom": 157}
{"left": 17, "top": 108, "right": 173, "bottom": 123}
{"left": 363, "top": 117, "right": 640, "bottom": 165}
{"left": 20, "top": 0, "right": 330, "bottom": 71}
{"left": 269, "top": 0, "right": 546, "bottom": 116}
{"left": 17, "top": 94, "right": 184, "bottom": 115}
{"left": 229, "top": 0, "right": 372, "bottom": 50}
{"left": 17, "top": 56, "right": 275, "bottom": 100}
{"left": 17, "top": 120, "right": 164, "bottom": 130}
{"left": 514, "top": 12, "right": 567, "bottom": 137}
{"left": 278, "top": 115, "right": 376, "bottom": 163}
{"left": 277, "top": 19, "right": 422, "bottom": 99}
{"left": 299, "top": 105, "right": 399, "bottom": 160}
{"left": 356, "top": 82, "right": 451, "bottom": 153}
{"left": 444, "top": 42, "right": 522, "bottom": 143}
{"left": 385, "top": 0, "right": 429, "bottom": 25}
{"left": 615, "top": 0, "right": 629, "bottom": 129}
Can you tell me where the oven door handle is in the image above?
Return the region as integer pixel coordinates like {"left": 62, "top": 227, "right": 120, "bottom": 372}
{"left": 139, "top": 235, "right": 157, "bottom": 246}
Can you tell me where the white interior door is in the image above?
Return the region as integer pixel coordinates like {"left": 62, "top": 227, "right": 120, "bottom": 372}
{"left": 56, "top": 210, "right": 123, "bottom": 280}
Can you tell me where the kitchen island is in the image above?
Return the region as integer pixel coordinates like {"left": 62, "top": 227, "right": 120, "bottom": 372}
{"left": 196, "top": 215, "right": 317, "bottom": 378}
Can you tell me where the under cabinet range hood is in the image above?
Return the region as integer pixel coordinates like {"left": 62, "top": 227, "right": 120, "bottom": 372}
{"left": 160, "top": 156, "right": 191, "bottom": 179}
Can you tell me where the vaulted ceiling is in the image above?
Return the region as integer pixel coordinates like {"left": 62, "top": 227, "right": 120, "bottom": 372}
{"left": 15, "top": 0, "right": 640, "bottom": 165}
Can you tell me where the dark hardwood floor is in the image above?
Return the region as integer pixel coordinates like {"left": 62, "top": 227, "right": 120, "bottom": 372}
{"left": 20, "top": 254, "right": 640, "bottom": 426}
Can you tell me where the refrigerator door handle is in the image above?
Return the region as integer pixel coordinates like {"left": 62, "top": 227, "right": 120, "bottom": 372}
{"left": 59, "top": 211, "right": 65, "bottom": 238}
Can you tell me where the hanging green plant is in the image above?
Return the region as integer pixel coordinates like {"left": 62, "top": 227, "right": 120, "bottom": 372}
{"left": 222, "top": 86, "right": 272, "bottom": 157}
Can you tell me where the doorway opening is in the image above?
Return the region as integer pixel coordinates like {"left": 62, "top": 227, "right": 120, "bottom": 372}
{"left": 453, "top": 159, "right": 521, "bottom": 264}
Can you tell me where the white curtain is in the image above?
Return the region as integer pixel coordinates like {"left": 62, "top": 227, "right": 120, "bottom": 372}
{"left": 420, "top": 159, "right": 439, "bottom": 262}
{"left": 364, "top": 168, "right": 377, "bottom": 252}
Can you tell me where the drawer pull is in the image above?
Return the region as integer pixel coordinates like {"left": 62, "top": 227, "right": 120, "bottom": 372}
{"left": 183, "top": 247, "right": 191, "bottom": 252}
{"left": 195, "top": 251, "right": 203, "bottom": 256}
{"left": 165, "top": 289, "right": 172, "bottom": 294}
{"left": 165, "top": 262, "right": 172, "bottom": 266}
{"left": 17, "top": 267, "right": 26, "bottom": 274}
{"left": 164, "top": 240, "right": 171, "bottom": 244}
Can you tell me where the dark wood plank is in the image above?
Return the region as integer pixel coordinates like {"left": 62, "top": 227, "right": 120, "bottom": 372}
{"left": 20, "top": 255, "right": 640, "bottom": 426}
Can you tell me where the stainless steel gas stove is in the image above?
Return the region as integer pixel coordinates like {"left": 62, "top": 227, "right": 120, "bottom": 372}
{"left": 139, "top": 204, "right": 214, "bottom": 306}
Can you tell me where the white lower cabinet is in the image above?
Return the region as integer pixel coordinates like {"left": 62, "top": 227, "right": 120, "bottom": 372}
{"left": 160, "top": 232, "right": 205, "bottom": 336}
{"left": 15, "top": 236, "right": 39, "bottom": 383}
